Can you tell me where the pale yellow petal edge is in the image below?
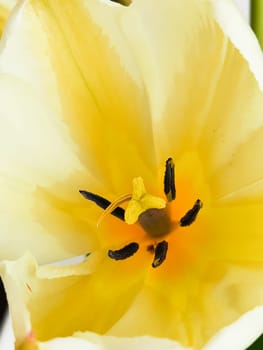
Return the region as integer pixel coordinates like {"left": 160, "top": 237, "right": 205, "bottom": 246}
{"left": 203, "top": 306, "right": 263, "bottom": 350}
{"left": 213, "top": 0, "right": 263, "bottom": 91}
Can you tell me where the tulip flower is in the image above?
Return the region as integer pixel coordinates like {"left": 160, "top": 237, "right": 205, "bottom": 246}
{"left": 0, "top": 0, "right": 263, "bottom": 349}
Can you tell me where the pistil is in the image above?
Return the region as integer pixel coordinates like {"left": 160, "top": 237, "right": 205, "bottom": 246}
{"left": 139, "top": 208, "right": 171, "bottom": 237}
{"left": 79, "top": 157, "right": 203, "bottom": 268}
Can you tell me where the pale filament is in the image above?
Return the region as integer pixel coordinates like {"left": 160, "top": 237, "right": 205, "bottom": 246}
{"left": 97, "top": 193, "right": 132, "bottom": 227}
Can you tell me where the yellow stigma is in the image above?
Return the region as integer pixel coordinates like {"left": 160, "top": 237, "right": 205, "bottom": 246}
{"left": 80, "top": 157, "right": 203, "bottom": 264}
{"left": 125, "top": 177, "right": 166, "bottom": 225}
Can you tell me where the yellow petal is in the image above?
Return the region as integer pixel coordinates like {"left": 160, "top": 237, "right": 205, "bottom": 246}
{"left": 107, "top": 262, "right": 263, "bottom": 348}
{"left": 0, "top": 253, "right": 150, "bottom": 345}
{"left": 122, "top": 0, "right": 263, "bottom": 204}
{"left": 0, "top": 253, "right": 99, "bottom": 347}
{"left": 0, "top": 5, "right": 9, "bottom": 35}
{"left": 17, "top": 308, "right": 263, "bottom": 350}
{"left": 121, "top": 0, "right": 212, "bottom": 122}
{"left": 0, "top": 141, "right": 99, "bottom": 263}
{"left": 3, "top": 252, "right": 263, "bottom": 350}
{"left": 1, "top": 1, "right": 263, "bottom": 350}
{"left": 205, "top": 202, "right": 263, "bottom": 261}
{"left": 0, "top": 0, "right": 158, "bottom": 262}
{"left": 0, "top": 0, "right": 157, "bottom": 191}
{"left": 199, "top": 263, "right": 263, "bottom": 350}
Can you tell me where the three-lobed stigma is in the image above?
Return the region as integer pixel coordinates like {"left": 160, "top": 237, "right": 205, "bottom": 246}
{"left": 79, "top": 157, "right": 203, "bottom": 268}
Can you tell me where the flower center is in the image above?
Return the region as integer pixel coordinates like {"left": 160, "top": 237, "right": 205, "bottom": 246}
{"left": 139, "top": 208, "right": 171, "bottom": 238}
{"left": 79, "top": 157, "right": 202, "bottom": 268}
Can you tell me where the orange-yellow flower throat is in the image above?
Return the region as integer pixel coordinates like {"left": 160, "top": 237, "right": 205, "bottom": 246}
{"left": 80, "top": 158, "right": 202, "bottom": 268}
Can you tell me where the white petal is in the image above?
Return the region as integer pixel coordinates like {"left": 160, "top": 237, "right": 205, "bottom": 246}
{"left": 0, "top": 315, "right": 15, "bottom": 350}
{"left": 0, "top": 254, "right": 35, "bottom": 343}
{"left": 121, "top": 0, "right": 210, "bottom": 121}
{"left": 39, "top": 333, "right": 191, "bottom": 350}
{"left": 213, "top": 0, "right": 263, "bottom": 92}
{"left": 0, "top": 0, "right": 16, "bottom": 10}
{"left": 39, "top": 337, "right": 101, "bottom": 350}
{"left": 203, "top": 307, "right": 263, "bottom": 350}
{"left": 0, "top": 0, "right": 157, "bottom": 261}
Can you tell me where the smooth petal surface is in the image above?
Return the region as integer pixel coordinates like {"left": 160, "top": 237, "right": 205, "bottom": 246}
{"left": 0, "top": 1, "right": 263, "bottom": 350}
{"left": 106, "top": 262, "right": 263, "bottom": 348}
{"left": 1, "top": 0, "right": 263, "bottom": 261}
{"left": 205, "top": 203, "right": 263, "bottom": 261}
{"left": 0, "top": 0, "right": 156, "bottom": 188}
{"left": 0, "top": 0, "right": 157, "bottom": 262}
{"left": 117, "top": 7, "right": 263, "bottom": 345}
{"left": 38, "top": 333, "right": 190, "bottom": 350}
{"left": 0, "top": 0, "right": 17, "bottom": 9}
{"left": 121, "top": 0, "right": 263, "bottom": 204}
{"left": 209, "top": 0, "right": 263, "bottom": 202}
{"left": 2, "top": 255, "right": 263, "bottom": 350}
{"left": 203, "top": 306, "right": 263, "bottom": 350}
{"left": 2, "top": 252, "right": 263, "bottom": 350}
{"left": 0, "top": 253, "right": 151, "bottom": 346}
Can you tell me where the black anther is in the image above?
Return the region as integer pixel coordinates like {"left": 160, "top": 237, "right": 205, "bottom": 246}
{"left": 79, "top": 190, "right": 125, "bottom": 221}
{"left": 152, "top": 240, "right": 168, "bottom": 268}
{"left": 164, "top": 157, "right": 176, "bottom": 201}
{"left": 108, "top": 242, "right": 139, "bottom": 260}
{"left": 180, "top": 199, "right": 203, "bottom": 226}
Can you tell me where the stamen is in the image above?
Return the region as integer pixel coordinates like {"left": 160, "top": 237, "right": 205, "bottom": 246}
{"left": 152, "top": 240, "right": 168, "bottom": 268}
{"left": 108, "top": 242, "right": 139, "bottom": 260}
{"left": 180, "top": 199, "right": 203, "bottom": 226}
{"left": 164, "top": 157, "right": 176, "bottom": 201}
{"left": 97, "top": 193, "right": 132, "bottom": 227}
{"left": 79, "top": 190, "right": 125, "bottom": 221}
